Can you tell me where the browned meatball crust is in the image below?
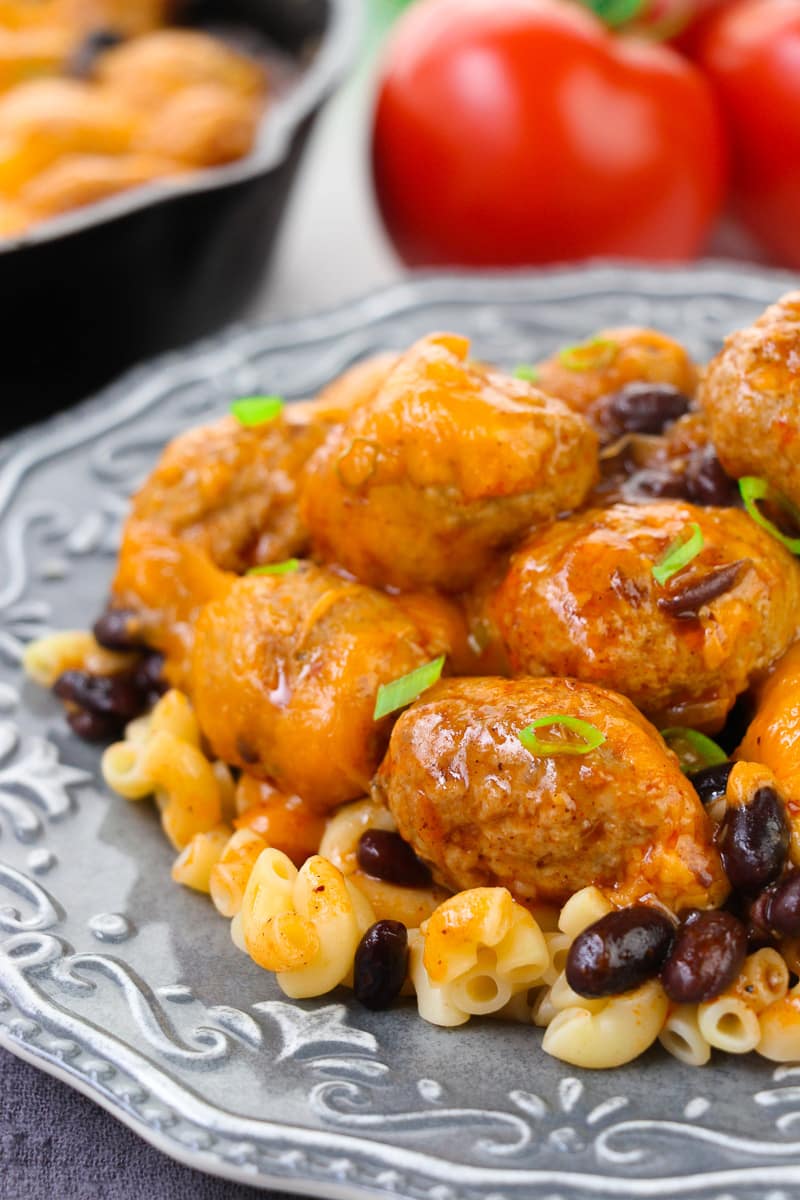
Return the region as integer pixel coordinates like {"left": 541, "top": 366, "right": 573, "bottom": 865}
{"left": 536, "top": 326, "right": 698, "bottom": 429}
{"left": 490, "top": 500, "right": 800, "bottom": 731}
{"left": 190, "top": 565, "right": 471, "bottom": 812}
{"left": 375, "top": 677, "right": 727, "bottom": 911}
{"left": 701, "top": 291, "right": 800, "bottom": 509}
{"left": 300, "top": 333, "right": 598, "bottom": 592}
{"left": 129, "top": 412, "right": 324, "bottom": 573}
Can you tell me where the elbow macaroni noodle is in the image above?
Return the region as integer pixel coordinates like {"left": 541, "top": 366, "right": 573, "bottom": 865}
{"left": 234, "top": 851, "right": 376, "bottom": 999}
{"left": 102, "top": 690, "right": 229, "bottom": 849}
{"left": 411, "top": 888, "right": 550, "bottom": 1027}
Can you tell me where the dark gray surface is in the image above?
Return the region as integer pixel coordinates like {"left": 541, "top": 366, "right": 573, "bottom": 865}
{"left": 1, "top": 1049, "right": 285, "bottom": 1200}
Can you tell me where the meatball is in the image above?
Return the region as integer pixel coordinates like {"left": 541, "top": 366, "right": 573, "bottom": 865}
{"left": 374, "top": 677, "right": 727, "bottom": 910}
{"left": 135, "top": 84, "right": 260, "bottom": 167}
{"left": 0, "top": 78, "right": 135, "bottom": 197}
{"left": 20, "top": 151, "right": 183, "bottom": 220}
{"left": 300, "top": 332, "right": 598, "bottom": 592}
{"left": 190, "top": 565, "right": 470, "bottom": 812}
{"left": 491, "top": 500, "right": 800, "bottom": 731}
{"left": 129, "top": 412, "right": 325, "bottom": 573}
{"left": 536, "top": 326, "right": 698, "bottom": 433}
{"left": 63, "top": 1, "right": 169, "bottom": 37}
{"left": 701, "top": 292, "right": 800, "bottom": 509}
{"left": 110, "top": 521, "right": 233, "bottom": 687}
{"left": 95, "top": 30, "right": 265, "bottom": 110}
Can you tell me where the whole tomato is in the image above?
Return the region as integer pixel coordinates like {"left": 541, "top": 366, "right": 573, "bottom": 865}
{"left": 371, "top": 0, "right": 728, "bottom": 266}
{"left": 694, "top": 0, "right": 800, "bottom": 267}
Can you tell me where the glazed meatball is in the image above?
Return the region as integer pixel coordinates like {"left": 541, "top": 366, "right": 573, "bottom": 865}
{"left": 300, "top": 333, "right": 598, "bottom": 592}
{"left": 95, "top": 29, "right": 264, "bottom": 110}
{"left": 110, "top": 521, "right": 233, "bottom": 687}
{"left": 129, "top": 412, "right": 325, "bottom": 573}
{"left": 0, "top": 78, "right": 135, "bottom": 197}
{"left": 491, "top": 500, "right": 800, "bottom": 731}
{"left": 190, "top": 565, "right": 471, "bottom": 812}
{"left": 374, "top": 677, "right": 727, "bottom": 910}
{"left": 701, "top": 292, "right": 800, "bottom": 508}
{"left": 536, "top": 326, "right": 698, "bottom": 434}
{"left": 62, "top": 1, "right": 170, "bottom": 37}
{"left": 20, "top": 151, "right": 182, "bottom": 219}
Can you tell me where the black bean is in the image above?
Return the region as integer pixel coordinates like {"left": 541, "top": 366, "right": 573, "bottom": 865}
{"left": 689, "top": 761, "right": 734, "bottom": 807}
{"left": 53, "top": 670, "right": 144, "bottom": 721}
{"left": 684, "top": 446, "right": 740, "bottom": 508}
{"left": 717, "top": 692, "right": 756, "bottom": 756}
{"left": 93, "top": 608, "right": 147, "bottom": 651}
{"left": 357, "top": 830, "right": 432, "bottom": 888}
{"left": 67, "top": 28, "right": 125, "bottom": 79}
{"left": 132, "top": 652, "right": 167, "bottom": 706}
{"left": 746, "top": 889, "right": 775, "bottom": 935}
{"left": 759, "top": 870, "right": 800, "bottom": 937}
{"left": 716, "top": 785, "right": 790, "bottom": 892}
{"left": 565, "top": 905, "right": 675, "bottom": 998}
{"left": 66, "top": 708, "right": 124, "bottom": 744}
{"left": 657, "top": 560, "right": 750, "bottom": 620}
{"left": 602, "top": 382, "right": 691, "bottom": 437}
{"left": 353, "top": 920, "right": 408, "bottom": 1010}
{"left": 661, "top": 910, "right": 747, "bottom": 1003}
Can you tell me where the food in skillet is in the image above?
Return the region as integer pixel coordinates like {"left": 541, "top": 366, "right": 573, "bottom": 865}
{"left": 24, "top": 297, "right": 800, "bottom": 1070}
{"left": 0, "top": 14, "right": 266, "bottom": 236}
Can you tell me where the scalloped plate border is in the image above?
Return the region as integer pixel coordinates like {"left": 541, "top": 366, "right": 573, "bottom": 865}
{"left": 3, "top": 262, "right": 800, "bottom": 1200}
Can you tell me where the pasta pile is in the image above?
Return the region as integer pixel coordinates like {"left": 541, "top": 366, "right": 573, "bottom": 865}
{"left": 41, "top": 676, "right": 795, "bottom": 1070}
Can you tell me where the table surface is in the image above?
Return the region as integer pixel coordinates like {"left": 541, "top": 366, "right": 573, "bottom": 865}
{"left": 0, "top": 1, "right": 775, "bottom": 1193}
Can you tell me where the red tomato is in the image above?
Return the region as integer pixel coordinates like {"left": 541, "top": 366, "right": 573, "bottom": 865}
{"left": 694, "top": 0, "right": 800, "bottom": 268}
{"left": 371, "top": 0, "right": 728, "bottom": 267}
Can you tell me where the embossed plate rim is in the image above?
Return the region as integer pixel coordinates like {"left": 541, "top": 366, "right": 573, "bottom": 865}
{"left": 3, "top": 261, "right": 800, "bottom": 1200}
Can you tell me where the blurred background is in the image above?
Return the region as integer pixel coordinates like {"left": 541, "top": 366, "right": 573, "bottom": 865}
{"left": 266, "top": 0, "right": 785, "bottom": 318}
{"left": 0, "top": 0, "right": 796, "bottom": 418}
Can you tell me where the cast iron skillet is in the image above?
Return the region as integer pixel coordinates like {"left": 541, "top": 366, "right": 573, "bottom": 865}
{"left": 0, "top": 0, "right": 359, "bottom": 429}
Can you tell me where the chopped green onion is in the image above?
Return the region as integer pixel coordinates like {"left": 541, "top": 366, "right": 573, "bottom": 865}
{"left": 580, "top": 0, "right": 645, "bottom": 28}
{"left": 557, "top": 337, "right": 619, "bottom": 372}
{"left": 247, "top": 559, "right": 300, "bottom": 577}
{"left": 517, "top": 714, "right": 606, "bottom": 757}
{"left": 661, "top": 727, "right": 727, "bottom": 775}
{"left": 230, "top": 395, "right": 284, "bottom": 426}
{"left": 739, "top": 476, "right": 800, "bottom": 555}
{"left": 652, "top": 522, "right": 704, "bottom": 586}
{"left": 513, "top": 364, "right": 539, "bottom": 382}
{"left": 373, "top": 655, "right": 445, "bottom": 721}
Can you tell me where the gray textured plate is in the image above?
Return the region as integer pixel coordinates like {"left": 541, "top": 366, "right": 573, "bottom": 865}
{"left": 2, "top": 263, "right": 800, "bottom": 1200}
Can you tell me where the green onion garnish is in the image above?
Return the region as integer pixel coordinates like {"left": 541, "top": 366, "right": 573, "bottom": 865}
{"left": 230, "top": 395, "right": 284, "bottom": 426}
{"left": 513, "top": 364, "right": 539, "bottom": 382}
{"left": 582, "top": 0, "right": 645, "bottom": 28}
{"left": 373, "top": 655, "right": 446, "bottom": 721}
{"left": 652, "top": 523, "right": 704, "bottom": 586}
{"left": 557, "top": 337, "right": 619, "bottom": 372}
{"left": 661, "top": 727, "right": 727, "bottom": 775}
{"left": 739, "top": 476, "right": 800, "bottom": 555}
{"left": 517, "top": 714, "right": 606, "bottom": 757}
{"left": 247, "top": 559, "right": 300, "bottom": 577}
